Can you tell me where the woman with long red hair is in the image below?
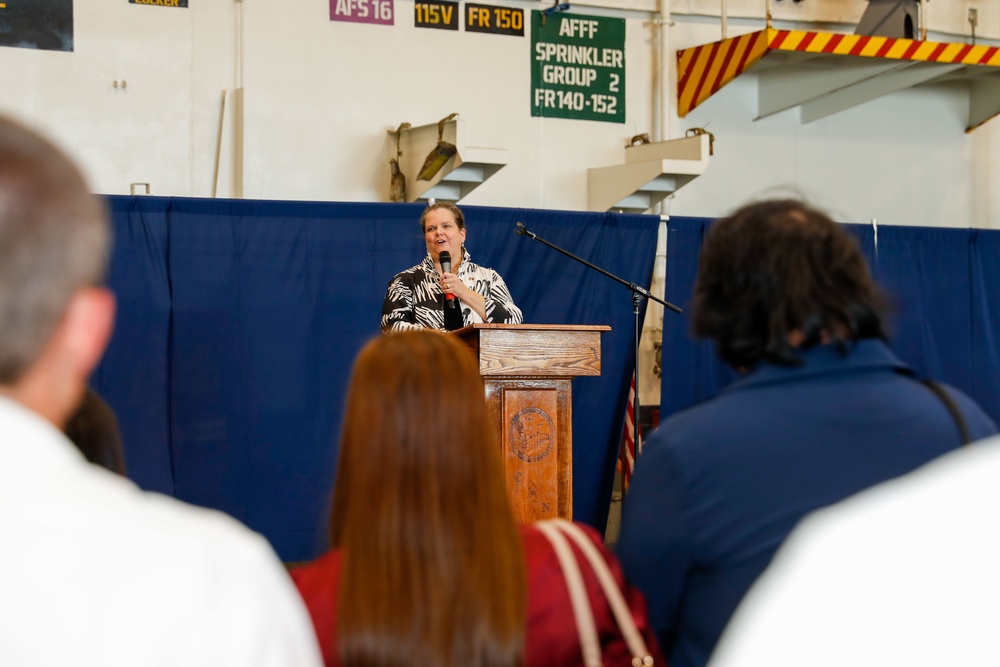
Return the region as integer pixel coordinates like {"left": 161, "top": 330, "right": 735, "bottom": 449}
{"left": 292, "top": 330, "right": 661, "bottom": 667}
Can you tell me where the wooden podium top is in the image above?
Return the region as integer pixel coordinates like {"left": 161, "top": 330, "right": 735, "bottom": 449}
{"left": 452, "top": 323, "right": 611, "bottom": 377}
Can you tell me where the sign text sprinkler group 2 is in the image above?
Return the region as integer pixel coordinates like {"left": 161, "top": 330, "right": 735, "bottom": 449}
{"left": 531, "top": 12, "right": 625, "bottom": 123}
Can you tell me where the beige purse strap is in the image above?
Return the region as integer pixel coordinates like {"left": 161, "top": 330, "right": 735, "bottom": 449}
{"left": 536, "top": 519, "right": 655, "bottom": 667}
{"left": 536, "top": 520, "right": 602, "bottom": 667}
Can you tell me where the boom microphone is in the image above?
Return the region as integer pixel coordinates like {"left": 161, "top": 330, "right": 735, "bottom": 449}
{"left": 439, "top": 250, "right": 457, "bottom": 307}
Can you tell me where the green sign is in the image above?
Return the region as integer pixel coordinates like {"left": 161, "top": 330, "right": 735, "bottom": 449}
{"left": 530, "top": 11, "right": 625, "bottom": 123}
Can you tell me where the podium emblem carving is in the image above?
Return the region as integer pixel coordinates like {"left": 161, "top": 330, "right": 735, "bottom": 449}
{"left": 507, "top": 407, "right": 554, "bottom": 463}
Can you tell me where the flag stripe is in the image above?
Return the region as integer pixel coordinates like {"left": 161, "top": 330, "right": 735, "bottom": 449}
{"left": 619, "top": 373, "right": 641, "bottom": 491}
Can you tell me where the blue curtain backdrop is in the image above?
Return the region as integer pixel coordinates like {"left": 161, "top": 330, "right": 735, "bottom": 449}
{"left": 91, "top": 196, "right": 659, "bottom": 562}
{"left": 660, "top": 219, "right": 1000, "bottom": 436}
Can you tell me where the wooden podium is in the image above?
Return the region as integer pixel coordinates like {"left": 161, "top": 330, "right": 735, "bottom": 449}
{"left": 453, "top": 324, "right": 610, "bottom": 523}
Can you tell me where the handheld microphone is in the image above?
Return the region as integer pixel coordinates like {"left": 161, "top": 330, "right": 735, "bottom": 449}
{"left": 439, "top": 250, "right": 457, "bottom": 307}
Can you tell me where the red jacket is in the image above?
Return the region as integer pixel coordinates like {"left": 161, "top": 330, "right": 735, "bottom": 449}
{"left": 291, "top": 523, "right": 663, "bottom": 667}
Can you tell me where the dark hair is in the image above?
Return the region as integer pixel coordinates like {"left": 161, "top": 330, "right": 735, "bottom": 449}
{"left": 331, "top": 330, "right": 525, "bottom": 667}
{"left": 691, "top": 198, "right": 887, "bottom": 369}
{"left": 419, "top": 201, "right": 465, "bottom": 232}
{"left": 64, "top": 389, "right": 126, "bottom": 475}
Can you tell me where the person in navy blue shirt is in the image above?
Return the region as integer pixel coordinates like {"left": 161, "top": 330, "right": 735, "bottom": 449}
{"left": 616, "top": 198, "right": 997, "bottom": 667}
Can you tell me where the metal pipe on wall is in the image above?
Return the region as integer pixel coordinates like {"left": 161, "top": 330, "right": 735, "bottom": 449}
{"left": 642, "top": 0, "right": 671, "bottom": 410}
{"left": 234, "top": 0, "right": 245, "bottom": 199}
{"left": 659, "top": 0, "right": 671, "bottom": 142}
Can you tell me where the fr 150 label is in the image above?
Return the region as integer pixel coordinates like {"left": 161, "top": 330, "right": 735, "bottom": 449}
{"left": 465, "top": 3, "right": 524, "bottom": 36}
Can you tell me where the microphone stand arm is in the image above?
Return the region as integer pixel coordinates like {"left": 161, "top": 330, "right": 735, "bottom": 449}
{"left": 515, "top": 222, "right": 681, "bottom": 314}
{"left": 514, "top": 221, "right": 682, "bottom": 468}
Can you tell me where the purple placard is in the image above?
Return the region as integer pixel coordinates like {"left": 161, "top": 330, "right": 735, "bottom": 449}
{"left": 330, "top": 0, "right": 394, "bottom": 25}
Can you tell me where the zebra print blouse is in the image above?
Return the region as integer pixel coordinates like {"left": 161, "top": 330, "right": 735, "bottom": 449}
{"left": 380, "top": 251, "right": 523, "bottom": 333}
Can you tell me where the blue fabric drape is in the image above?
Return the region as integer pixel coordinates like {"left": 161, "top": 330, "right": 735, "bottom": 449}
{"left": 660, "top": 218, "right": 1000, "bottom": 441}
{"left": 660, "top": 218, "right": 735, "bottom": 416}
{"left": 876, "top": 226, "right": 975, "bottom": 390}
{"left": 92, "top": 198, "right": 173, "bottom": 496}
{"left": 970, "top": 230, "right": 1000, "bottom": 421}
{"left": 92, "top": 197, "right": 659, "bottom": 562}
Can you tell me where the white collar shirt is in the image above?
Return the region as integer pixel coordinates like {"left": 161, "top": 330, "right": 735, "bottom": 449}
{"left": 0, "top": 395, "right": 323, "bottom": 666}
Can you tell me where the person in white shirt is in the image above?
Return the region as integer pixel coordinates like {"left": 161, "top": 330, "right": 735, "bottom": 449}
{"left": 709, "top": 437, "right": 1000, "bottom": 667}
{"left": 0, "top": 113, "right": 323, "bottom": 667}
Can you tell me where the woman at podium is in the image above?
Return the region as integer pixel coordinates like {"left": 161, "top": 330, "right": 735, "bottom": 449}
{"left": 381, "top": 202, "right": 522, "bottom": 332}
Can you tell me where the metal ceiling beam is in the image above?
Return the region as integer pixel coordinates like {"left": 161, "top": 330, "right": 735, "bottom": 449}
{"left": 968, "top": 76, "right": 1000, "bottom": 132}
{"left": 756, "top": 59, "right": 904, "bottom": 120}
{"left": 800, "top": 61, "right": 963, "bottom": 123}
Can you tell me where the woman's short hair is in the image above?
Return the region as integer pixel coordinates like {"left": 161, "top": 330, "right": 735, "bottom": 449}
{"left": 331, "top": 330, "right": 525, "bottom": 667}
{"left": 419, "top": 201, "right": 465, "bottom": 232}
{"left": 691, "top": 198, "right": 887, "bottom": 369}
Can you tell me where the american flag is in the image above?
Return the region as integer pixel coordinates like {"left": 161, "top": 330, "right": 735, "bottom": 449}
{"left": 618, "top": 373, "right": 641, "bottom": 491}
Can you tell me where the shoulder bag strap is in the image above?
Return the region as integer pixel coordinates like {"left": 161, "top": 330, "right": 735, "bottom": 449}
{"left": 535, "top": 520, "right": 603, "bottom": 667}
{"left": 921, "top": 379, "right": 970, "bottom": 445}
{"left": 536, "top": 519, "right": 655, "bottom": 667}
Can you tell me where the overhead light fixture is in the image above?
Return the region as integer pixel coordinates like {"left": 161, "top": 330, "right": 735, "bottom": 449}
{"left": 684, "top": 126, "right": 715, "bottom": 155}
{"left": 417, "top": 113, "right": 459, "bottom": 181}
{"left": 385, "top": 115, "right": 507, "bottom": 203}
{"left": 389, "top": 122, "right": 411, "bottom": 203}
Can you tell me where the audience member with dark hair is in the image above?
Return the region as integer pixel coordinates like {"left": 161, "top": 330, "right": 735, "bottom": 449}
{"left": 616, "top": 197, "right": 997, "bottom": 667}
{"left": 292, "top": 330, "right": 661, "bottom": 667}
{"left": 690, "top": 198, "right": 886, "bottom": 368}
{"left": 64, "top": 388, "right": 126, "bottom": 475}
{"left": 0, "top": 113, "right": 322, "bottom": 666}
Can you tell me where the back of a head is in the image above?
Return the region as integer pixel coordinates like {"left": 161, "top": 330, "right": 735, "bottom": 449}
{"left": 332, "top": 330, "right": 525, "bottom": 667}
{"left": 64, "top": 388, "right": 126, "bottom": 475}
{"left": 692, "top": 198, "right": 886, "bottom": 369}
{"left": 0, "top": 115, "right": 108, "bottom": 384}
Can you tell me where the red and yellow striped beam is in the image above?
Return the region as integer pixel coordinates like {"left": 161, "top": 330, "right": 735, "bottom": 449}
{"left": 677, "top": 29, "right": 1000, "bottom": 117}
